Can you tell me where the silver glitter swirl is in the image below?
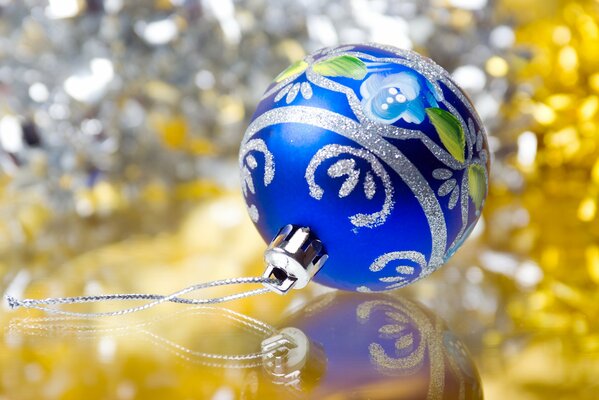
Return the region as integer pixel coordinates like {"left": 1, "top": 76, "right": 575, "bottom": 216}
{"left": 433, "top": 168, "right": 453, "bottom": 180}
{"left": 300, "top": 81, "right": 313, "bottom": 100}
{"left": 369, "top": 250, "right": 428, "bottom": 290}
{"left": 306, "top": 67, "right": 368, "bottom": 121}
{"left": 274, "top": 84, "right": 291, "bottom": 102}
{"left": 242, "top": 105, "right": 448, "bottom": 267}
{"left": 247, "top": 204, "right": 259, "bottom": 223}
{"left": 468, "top": 118, "right": 477, "bottom": 157}
{"left": 239, "top": 138, "right": 275, "bottom": 223}
{"left": 240, "top": 164, "right": 255, "bottom": 196}
{"left": 246, "top": 154, "right": 258, "bottom": 169}
{"left": 286, "top": 83, "right": 301, "bottom": 104}
{"left": 448, "top": 186, "right": 460, "bottom": 210}
{"left": 239, "top": 138, "right": 275, "bottom": 185}
{"left": 438, "top": 179, "right": 457, "bottom": 197}
{"left": 364, "top": 172, "right": 376, "bottom": 200}
{"left": 370, "top": 251, "right": 427, "bottom": 272}
{"left": 306, "top": 144, "right": 394, "bottom": 228}
{"left": 327, "top": 159, "right": 360, "bottom": 198}
{"left": 376, "top": 124, "right": 465, "bottom": 170}
{"left": 433, "top": 168, "right": 461, "bottom": 211}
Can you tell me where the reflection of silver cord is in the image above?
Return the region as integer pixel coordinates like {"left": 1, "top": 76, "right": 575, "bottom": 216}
{"left": 10, "top": 306, "right": 277, "bottom": 337}
{"left": 141, "top": 330, "right": 266, "bottom": 368}
{"left": 6, "top": 277, "right": 279, "bottom": 318}
{"left": 9, "top": 305, "right": 278, "bottom": 368}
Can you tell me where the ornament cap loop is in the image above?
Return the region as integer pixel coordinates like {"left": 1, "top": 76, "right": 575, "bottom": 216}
{"left": 262, "top": 225, "right": 328, "bottom": 294}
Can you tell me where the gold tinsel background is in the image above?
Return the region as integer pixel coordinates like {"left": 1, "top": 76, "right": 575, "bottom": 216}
{"left": 1, "top": 0, "right": 598, "bottom": 399}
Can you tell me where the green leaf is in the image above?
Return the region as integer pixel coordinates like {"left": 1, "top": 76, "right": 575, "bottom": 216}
{"left": 425, "top": 107, "right": 466, "bottom": 163}
{"left": 468, "top": 164, "right": 487, "bottom": 211}
{"left": 274, "top": 60, "right": 308, "bottom": 83}
{"left": 313, "top": 55, "right": 367, "bottom": 80}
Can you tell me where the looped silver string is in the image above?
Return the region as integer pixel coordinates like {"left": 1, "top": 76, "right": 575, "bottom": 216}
{"left": 5, "top": 276, "right": 279, "bottom": 318}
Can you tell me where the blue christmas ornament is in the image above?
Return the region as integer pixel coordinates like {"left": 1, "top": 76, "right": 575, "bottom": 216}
{"left": 4, "top": 45, "right": 490, "bottom": 317}
{"left": 240, "top": 44, "right": 489, "bottom": 293}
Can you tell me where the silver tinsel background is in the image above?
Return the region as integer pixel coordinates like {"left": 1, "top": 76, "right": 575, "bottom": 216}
{"left": 0, "top": 1, "right": 510, "bottom": 195}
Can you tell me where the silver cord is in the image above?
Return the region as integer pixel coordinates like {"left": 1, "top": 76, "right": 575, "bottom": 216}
{"left": 5, "top": 276, "right": 279, "bottom": 318}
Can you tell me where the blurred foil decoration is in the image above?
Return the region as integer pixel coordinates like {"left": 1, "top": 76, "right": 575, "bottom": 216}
{"left": 0, "top": 0, "right": 513, "bottom": 249}
{"left": 0, "top": 1, "right": 521, "bottom": 373}
{"left": 484, "top": 0, "right": 599, "bottom": 353}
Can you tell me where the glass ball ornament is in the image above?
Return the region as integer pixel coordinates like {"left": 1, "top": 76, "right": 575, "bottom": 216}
{"left": 239, "top": 44, "right": 489, "bottom": 292}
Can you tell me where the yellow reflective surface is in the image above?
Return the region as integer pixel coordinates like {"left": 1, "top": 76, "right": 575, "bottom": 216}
{"left": 1, "top": 194, "right": 598, "bottom": 399}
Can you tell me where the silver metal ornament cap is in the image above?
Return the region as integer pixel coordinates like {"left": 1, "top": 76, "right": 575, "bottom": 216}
{"left": 262, "top": 225, "right": 328, "bottom": 294}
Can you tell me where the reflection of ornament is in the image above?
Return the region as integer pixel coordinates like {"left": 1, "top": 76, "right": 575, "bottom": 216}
{"left": 7, "top": 291, "right": 482, "bottom": 399}
{"left": 241, "top": 44, "right": 490, "bottom": 292}
{"left": 262, "top": 292, "right": 482, "bottom": 399}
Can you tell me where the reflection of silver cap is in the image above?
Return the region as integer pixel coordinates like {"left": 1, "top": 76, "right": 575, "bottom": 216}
{"left": 262, "top": 225, "right": 328, "bottom": 294}
{"left": 261, "top": 326, "right": 327, "bottom": 393}
{"left": 261, "top": 327, "right": 309, "bottom": 386}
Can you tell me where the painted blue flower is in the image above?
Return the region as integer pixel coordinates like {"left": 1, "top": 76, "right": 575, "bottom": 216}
{"left": 360, "top": 71, "right": 441, "bottom": 124}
